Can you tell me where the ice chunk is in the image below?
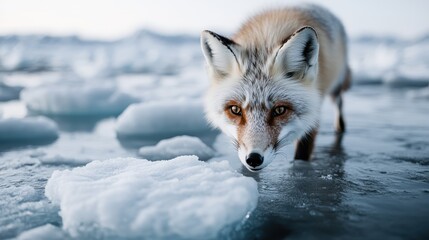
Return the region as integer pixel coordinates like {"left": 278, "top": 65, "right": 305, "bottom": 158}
{"left": 0, "top": 117, "right": 58, "bottom": 141}
{"left": 116, "top": 99, "right": 212, "bottom": 138}
{"left": 139, "top": 135, "right": 215, "bottom": 160}
{"left": 16, "top": 224, "right": 67, "bottom": 240}
{"left": 45, "top": 156, "right": 258, "bottom": 239}
{"left": 21, "top": 82, "right": 139, "bottom": 116}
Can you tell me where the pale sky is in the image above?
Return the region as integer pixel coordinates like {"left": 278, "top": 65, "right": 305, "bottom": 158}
{"left": 0, "top": 0, "right": 428, "bottom": 40}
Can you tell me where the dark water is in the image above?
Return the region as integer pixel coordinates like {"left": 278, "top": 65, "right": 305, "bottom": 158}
{"left": 1, "top": 85, "right": 428, "bottom": 240}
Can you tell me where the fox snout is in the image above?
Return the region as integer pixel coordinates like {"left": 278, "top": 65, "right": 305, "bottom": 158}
{"left": 246, "top": 152, "right": 264, "bottom": 168}
{"left": 238, "top": 143, "right": 277, "bottom": 171}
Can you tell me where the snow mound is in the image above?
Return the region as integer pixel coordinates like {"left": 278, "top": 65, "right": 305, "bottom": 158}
{"left": 0, "top": 116, "right": 58, "bottom": 141}
{"left": 116, "top": 99, "right": 212, "bottom": 138}
{"left": 139, "top": 135, "right": 215, "bottom": 160}
{"left": 45, "top": 156, "right": 258, "bottom": 239}
{"left": 21, "top": 82, "right": 139, "bottom": 116}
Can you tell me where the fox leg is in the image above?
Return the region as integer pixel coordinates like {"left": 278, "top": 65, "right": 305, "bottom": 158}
{"left": 294, "top": 128, "right": 318, "bottom": 160}
{"left": 331, "top": 67, "right": 351, "bottom": 133}
{"left": 333, "top": 94, "right": 345, "bottom": 133}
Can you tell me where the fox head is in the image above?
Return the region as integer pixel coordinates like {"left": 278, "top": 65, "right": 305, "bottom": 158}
{"left": 201, "top": 27, "right": 321, "bottom": 171}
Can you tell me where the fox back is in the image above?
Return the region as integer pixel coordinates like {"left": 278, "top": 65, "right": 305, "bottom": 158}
{"left": 201, "top": 4, "right": 350, "bottom": 171}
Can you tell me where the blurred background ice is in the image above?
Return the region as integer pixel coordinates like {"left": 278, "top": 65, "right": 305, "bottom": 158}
{"left": 1, "top": 0, "right": 428, "bottom": 239}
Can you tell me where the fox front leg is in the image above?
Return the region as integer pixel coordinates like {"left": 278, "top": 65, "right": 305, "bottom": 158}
{"left": 294, "top": 128, "right": 318, "bottom": 160}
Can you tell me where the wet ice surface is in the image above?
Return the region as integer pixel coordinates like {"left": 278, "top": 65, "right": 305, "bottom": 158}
{"left": 1, "top": 85, "right": 428, "bottom": 239}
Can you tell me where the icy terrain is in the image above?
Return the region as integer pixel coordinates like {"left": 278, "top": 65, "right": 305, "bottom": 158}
{"left": 0, "top": 30, "right": 428, "bottom": 239}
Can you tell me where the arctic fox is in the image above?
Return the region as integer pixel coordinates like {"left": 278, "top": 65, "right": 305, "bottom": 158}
{"left": 201, "top": 4, "right": 351, "bottom": 171}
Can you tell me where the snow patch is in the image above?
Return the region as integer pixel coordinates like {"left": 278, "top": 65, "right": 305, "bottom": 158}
{"left": 45, "top": 156, "right": 258, "bottom": 239}
{"left": 0, "top": 117, "right": 58, "bottom": 141}
{"left": 116, "top": 99, "right": 212, "bottom": 138}
{"left": 138, "top": 135, "right": 215, "bottom": 160}
{"left": 21, "top": 82, "right": 139, "bottom": 116}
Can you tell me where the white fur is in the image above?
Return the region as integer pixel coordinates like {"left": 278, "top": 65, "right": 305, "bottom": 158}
{"left": 271, "top": 27, "right": 319, "bottom": 83}
{"left": 201, "top": 31, "right": 241, "bottom": 78}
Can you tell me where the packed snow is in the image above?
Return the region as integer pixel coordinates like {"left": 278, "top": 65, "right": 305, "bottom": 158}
{"left": 0, "top": 116, "right": 58, "bottom": 141}
{"left": 21, "top": 82, "right": 139, "bottom": 116}
{"left": 139, "top": 135, "right": 215, "bottom": 160}
{"left": 116, "top": 99, "right": 213, "bottom": 138}
{"left": 45, "top": 156, "right": 258, "bottom": 239}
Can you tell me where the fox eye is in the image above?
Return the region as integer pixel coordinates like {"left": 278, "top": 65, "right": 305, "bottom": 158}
{"left": 230, "top": 105, "right": 242, "bottom": 116}
{"left": 273, "top": 106, "right": 286, "bottom": 116}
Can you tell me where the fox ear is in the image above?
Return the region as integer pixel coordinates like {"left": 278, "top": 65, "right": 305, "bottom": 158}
{"left": 271, "top": 26, "right": 319, "bottom": 80}
{"left": 201, "top": 30, "right": 240, "bottom": 78}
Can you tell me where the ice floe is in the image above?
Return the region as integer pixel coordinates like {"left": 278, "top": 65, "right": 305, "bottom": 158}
{"left": 21, "top": 82, "right": 139, "bottom": 116}
{"left": 45, "top": 156, "right": 258, "bottom": 239}
{"left": 138, "top": 135, "right": 215, "bottom": 160}
{"left": 116, "top": 99, "right": 213, "bottom": 138}
{"left": 0, "top": 117, "right": 58, "bottom": 141}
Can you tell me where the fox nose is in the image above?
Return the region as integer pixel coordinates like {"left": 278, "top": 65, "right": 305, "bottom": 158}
{"left": 246, "top": 153, "right": 264, "bottom": 167}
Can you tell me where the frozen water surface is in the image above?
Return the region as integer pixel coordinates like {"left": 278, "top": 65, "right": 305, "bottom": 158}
{"left": 1, "top": 85, "right": 427, "bottom": 240}
{"left": 1, "top": 32, "right": 429, "bottom": 239}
